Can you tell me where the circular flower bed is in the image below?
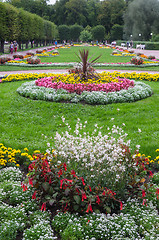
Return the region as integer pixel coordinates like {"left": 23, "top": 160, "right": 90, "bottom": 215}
{"left": 17, "top": 73, "right": 153, "bottom": 105}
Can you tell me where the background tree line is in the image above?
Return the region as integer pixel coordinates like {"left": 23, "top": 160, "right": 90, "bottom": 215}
{"left": 1, "top": 0, "right": 159, "bottom": 51}
{"left": 0, "top": 2, "right": 58, "bottom": 53}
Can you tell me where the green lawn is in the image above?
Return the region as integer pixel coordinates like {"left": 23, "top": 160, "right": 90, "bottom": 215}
{"left": 0, "top": 46, "right": 159, "bottom": 72}
{"left": 0, "top": 80, "right": 159, "bottom": 159}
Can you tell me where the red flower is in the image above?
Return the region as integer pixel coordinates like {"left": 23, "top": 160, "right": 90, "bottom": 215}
{"left": 41, "top": 202, "right": 46, "bottom": 211}
{"left": 142, "top": 199, "right": 147, "bottom": 206}
{"left": 82, "top": 191, "right": 87, "bottom": 201}
{"left": 49, "top": 178, "right": 52, "bottom": 184}
{"left": 149, "top": 171, "right": 153, "bottom": 177}
{"left": 32, "top": 191, "right": 36, "bottom": 199}
{"left": 88, "top": 186, "right": 92, "bottom": 192}
{"left": 80, "top": 177, "right": 85, "bottom": 186}
{"left": 142, "top": 190, "right": 146, "bottom": 198}
{"left": 156, "top": 189, "right": 159, "bottom": 199}
{"left": 63, "top": 162, "right": 67, "bottom": 171}
{"left": 60, "top": 179, "right": 64, "bottom": 189}
{"left": 120, "top": 201, "right": 123, "bottom": 210}
{"left": 86, "top": 203, "right": 93, "bottom": 213}
{"left": 21, "top": 183, "right": 28, "bottom": 192}
{"left": 29, "top": 177, "right": 33, "bottom": 187}
{"left": 58, "top": 169, "right": 63, "bottom": 177}
{"left": 71, "top": 170, "right": 77, "bottom": 177}
{"left": 96, "top": 195, "right": 100, "bottom": 205}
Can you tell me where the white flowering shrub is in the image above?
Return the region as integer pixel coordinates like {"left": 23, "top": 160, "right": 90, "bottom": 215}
{"left": 45, "top": 119, "right": 140, "bottom": 196}
{"left": 17, "top": 81, "right": 152, "bottom": 104}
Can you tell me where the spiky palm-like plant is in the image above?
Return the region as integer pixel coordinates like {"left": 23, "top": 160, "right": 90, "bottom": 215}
{"left": 69, "top": 49, "right": 101, "bottom": 81}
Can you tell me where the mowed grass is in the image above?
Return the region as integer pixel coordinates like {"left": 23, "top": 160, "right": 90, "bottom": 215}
{"left": 0, "top": 80, "right": 159, "bottom": 158}
{"left": 0, "top": 46, "right": 159, "bottom": 71}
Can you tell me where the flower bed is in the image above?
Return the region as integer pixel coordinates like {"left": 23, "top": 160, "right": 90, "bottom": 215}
{"left": 1, "top": 71, "right": 159, "bottom": 83}
{"left": 17, "top": 80, "right": 152, "bottom": 104}
{"left": 0, "top": 121, "right": 159, "bottom": 239}
{"left": 35, "top": 77, "right": 134, "bottom": 95}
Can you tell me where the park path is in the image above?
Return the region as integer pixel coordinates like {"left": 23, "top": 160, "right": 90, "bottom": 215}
{"left": 0, "top": 44, "right": 159, "bottom": 76}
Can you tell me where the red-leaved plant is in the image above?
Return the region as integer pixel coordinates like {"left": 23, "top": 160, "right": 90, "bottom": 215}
{"left": 131, "top": 57, "right": 144, "bottom": 65}
{"left": 68, "top": 49, "right": 101, "bottom": 82}
{"left": 22, "top": 153, "right": 122, "bottom": 214}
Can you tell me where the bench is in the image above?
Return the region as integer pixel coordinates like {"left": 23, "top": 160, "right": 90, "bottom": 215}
{"left": 136, "top": 44, "right": 145, "bottom": 50}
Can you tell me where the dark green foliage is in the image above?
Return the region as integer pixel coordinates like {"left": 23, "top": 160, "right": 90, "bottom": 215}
{"left": 91, "top": 25, "right": 105, "bottom": 41}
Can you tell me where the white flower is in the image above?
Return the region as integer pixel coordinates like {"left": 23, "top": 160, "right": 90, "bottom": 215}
{"left": 138, "top": 128, "right": 142, "bottom": 133}
{"left": 111, "top": 118, "right": 114, "bottom": 121}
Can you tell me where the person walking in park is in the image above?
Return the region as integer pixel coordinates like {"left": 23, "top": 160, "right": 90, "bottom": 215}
{"left": 126, "top": 41, "right": 129, "bottom": 49}
{"left": 10, "top": 42, "right": 14, "bottom": 54}
{"left": 14, "top": 41, "right": 17, "bottom": 53}
{"left": 130, "top": 40, "right": 133, "bottom": 49}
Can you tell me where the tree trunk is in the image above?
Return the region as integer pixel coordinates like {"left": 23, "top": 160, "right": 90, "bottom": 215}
{"left": 25, "top": 41, "right": 29, "bottom": 49}
{"left": 0, "top": 40, "right": 5, "bottom": 53}
{"left": 31, "top": 41, "right": 34, "bottom": 48}
{"left": 18, "top": 41, "right": 22, "bottom": 50}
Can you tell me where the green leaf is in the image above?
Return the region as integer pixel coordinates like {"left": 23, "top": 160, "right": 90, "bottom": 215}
{"left": 104, "top": 206, "right": 111, "bottom": 214}
{"left": 65, "top": 188, "right": 70, "bottom": 196}
{"left": 49, "top": 199, "right": 56, "bottom": 206}
{"left": 45, "top": 195, "right": 51, "bottom": 200}
{"left": 73, "top": 205, "right": 79, "bottom": 211}
{"left": 42, "top": 182, "right": 50, "bottom": 191}
{"left": 49, "top": 187, "right": 53, "bottom": 195}
{"left": 73, "top": 195, "right": 81, "bottom": 204}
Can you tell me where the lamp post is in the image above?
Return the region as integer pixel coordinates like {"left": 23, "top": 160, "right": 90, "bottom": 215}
{"left": 150, "top": 33, "right": 153, "bottom": 41}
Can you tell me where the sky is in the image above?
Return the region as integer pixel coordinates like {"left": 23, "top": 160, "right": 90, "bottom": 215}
{"left": 48, "top": 0, "right": 56, "bottom": 4}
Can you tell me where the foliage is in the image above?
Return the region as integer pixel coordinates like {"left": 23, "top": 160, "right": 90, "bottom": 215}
{"left": 91, "top": 25, "right": 105, "bottom": 41}
{"left": 52, "top": 199, "right": 159, "bottom": 239}
{"left": 69, "top": 49, "right": 101, "bottom": 81}
{"left": 13, "top": 54, "right": 24, "bottom": 59}
{"left": 131, "top": 57, "right": 144, "bottom": 65}
{"left": 110, "top": 24, "right": 123, "bottom": 41}
{"left": 79, "top": 30, "right": 92, "bottom": 42}
{"left": 70, "top": 24, "right": 83, "bottom": 42}
{"left": 0, "top": 56, "right": 11, "bottom": 64}
{"left": 58, "top": 24, "right": 70, "bottom": 42}
{"left": 26, "top": 57, "right": 41, "bottom": 64}
{"left": 24, "top": 153, "right": 120, "bottom": 214}
{"left": 123, "top": 0, "right": 159, "bottom": 40}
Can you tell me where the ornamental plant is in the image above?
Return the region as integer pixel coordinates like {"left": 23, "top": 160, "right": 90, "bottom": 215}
{"left": 35, "top": 77, "right": 134, "bottom": 95}
{"left": 23, "top": 154, "right": 121, "bottom": 214}
{"left": 131, "top": 57, "right": 144, "bottom": 65}
{"left": 68, "top": 49, "right": 101, "bottom": 82}
{"left": 45, "top": 119, "right": 155, "bottom": 202}
{"left": 26, "top": 57, "right": 41, "bottom": 64}
{"left": 0, "top": 57, "right": 11, "bottom": 64}
{"left": 13, "top": 54, "right": 24, "bottom": 59}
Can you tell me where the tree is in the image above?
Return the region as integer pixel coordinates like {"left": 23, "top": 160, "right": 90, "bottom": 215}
{"left": 110, "top": 24, "right": 123, "bottom": 41}
{"left": 97, "top": 0, "right": 125, "bottom": 34}
{"left": 79, "top": 30, "right": 92, "bottom": 42}
{"left": 91, "top": 25, "right": 105, "bottom": 41}
{"left": 58, "top": 25, "right": 70, "bottom": 42}
{"left": 65, "top": 0, "right": 87, "bottom": 26}
{"left": 123, "top": 0, "right": 159, "bottom": 41}
{"left": 70, "top": 24, "right": 83, "bottom": 42}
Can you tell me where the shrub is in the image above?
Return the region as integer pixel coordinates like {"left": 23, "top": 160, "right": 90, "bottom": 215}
{"left": 13, "top": 54, "right": 24, "bottom": 59}
{"left": 23, "top": 154, "right": 121, "bottom": 214}
{"left": 148, "top": 55, "right": 156, "bottom": 60}
{"left": 0, "top": 57, "right": 11, "bottom": 64}
{"left": 131, "top": 57, "right": 144, "bottom": 65}
{"left": 26, "top": 57, "right": 41, "bottom": 64}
